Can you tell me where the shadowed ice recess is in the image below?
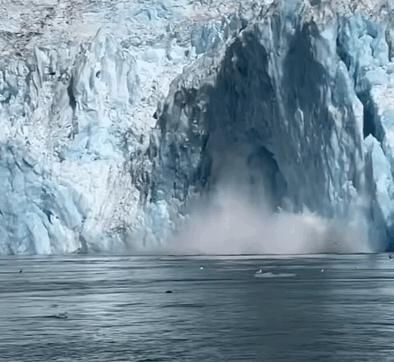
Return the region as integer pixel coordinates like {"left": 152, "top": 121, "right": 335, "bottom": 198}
{"left": 0, "top": 0, "right": 394, "bottom": 254}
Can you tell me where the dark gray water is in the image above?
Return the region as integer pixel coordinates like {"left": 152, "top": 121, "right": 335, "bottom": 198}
{"left": 1, "top": 254, "right": 394, "bottom": 361}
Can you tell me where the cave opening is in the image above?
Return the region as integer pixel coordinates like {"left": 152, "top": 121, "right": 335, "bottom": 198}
{"left": 358, "top": 91, "right": 383, "bottom": 141}
{"left": 203, "top": 140, "right": 287, "bottom": 213}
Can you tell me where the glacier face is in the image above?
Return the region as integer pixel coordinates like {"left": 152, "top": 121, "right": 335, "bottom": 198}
{"left": 0, "top": 0, "right": 393, "bottom": 254}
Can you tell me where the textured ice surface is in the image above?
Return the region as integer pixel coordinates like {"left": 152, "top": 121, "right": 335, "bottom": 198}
{"left": 0, "top": 0, "right": 393, "bottom": 254}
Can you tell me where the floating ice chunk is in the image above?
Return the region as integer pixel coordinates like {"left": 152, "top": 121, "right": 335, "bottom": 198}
{"left": 254, "top": 272, "right": 296, "bottom": 278}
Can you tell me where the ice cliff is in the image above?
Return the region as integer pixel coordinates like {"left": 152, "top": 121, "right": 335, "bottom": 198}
{"left": 0, "top": 0, "right": 393, "bottom": 254}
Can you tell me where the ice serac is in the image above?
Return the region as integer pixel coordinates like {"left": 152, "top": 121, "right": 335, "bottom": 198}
{"left": 0, "top": 0, "right": 394, "bottom": 254}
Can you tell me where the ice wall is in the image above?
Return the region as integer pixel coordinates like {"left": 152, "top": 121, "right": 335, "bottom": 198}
{"left": 0, "top": 0, "right": 393, "bottom": 254}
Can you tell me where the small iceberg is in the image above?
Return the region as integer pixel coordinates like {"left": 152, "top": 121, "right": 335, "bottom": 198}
{"left": 45, "top": 312, "right": 69, "bottom": 320}
{"left": 254, "top": 271, "right": 296, "bottom": 278}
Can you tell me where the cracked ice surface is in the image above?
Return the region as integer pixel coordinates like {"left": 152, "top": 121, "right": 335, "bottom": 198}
{"left": 0, "top": 0, "right": 247, "bottom": 254}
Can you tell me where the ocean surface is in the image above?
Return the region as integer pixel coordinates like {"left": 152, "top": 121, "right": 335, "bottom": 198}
{"left": 1, "top": 254, "right": 394, "bottom": 361}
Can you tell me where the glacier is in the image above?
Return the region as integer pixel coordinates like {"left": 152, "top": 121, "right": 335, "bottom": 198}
{"left": 0, "top": 0, "right": 394, "bottom": 254}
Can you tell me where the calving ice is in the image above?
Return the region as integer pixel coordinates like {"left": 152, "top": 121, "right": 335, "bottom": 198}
{"left": 0, "top": 0, "right": 393, "bottom": 254}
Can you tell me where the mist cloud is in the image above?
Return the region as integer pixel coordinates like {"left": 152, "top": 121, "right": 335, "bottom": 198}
{"left": 165, "top": 185, "right": 372, "bottom": 255}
